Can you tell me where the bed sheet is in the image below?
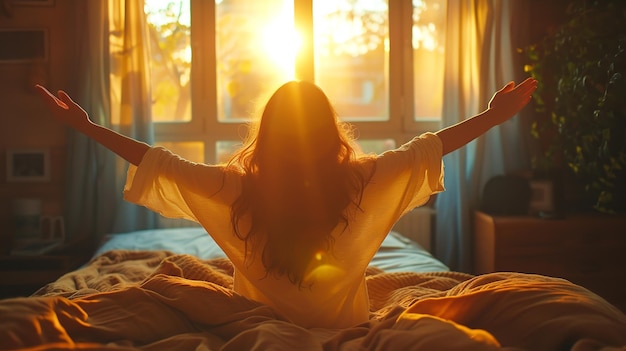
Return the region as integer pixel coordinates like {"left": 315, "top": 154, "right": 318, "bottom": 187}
{"left": 94, "top": 227, "right": 449, "bottom": 273}
{"left": 4, "top": 250, "right": 626, "bottom": 351}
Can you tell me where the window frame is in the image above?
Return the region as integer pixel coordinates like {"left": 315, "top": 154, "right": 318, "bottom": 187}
{"left": 152, "top": 0, "right": 442, "bottom": 164}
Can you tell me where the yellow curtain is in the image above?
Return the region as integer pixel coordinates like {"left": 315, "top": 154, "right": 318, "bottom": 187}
{"left": 107, "top": 0, "right": 156, "bottom": 232}
{"left": 108, "top": 0, "right": 153, "bottom": 133}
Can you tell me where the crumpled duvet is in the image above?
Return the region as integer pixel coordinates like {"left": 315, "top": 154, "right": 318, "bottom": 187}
{"left": 1, "top": 250, "right": 625, "bottom": 351}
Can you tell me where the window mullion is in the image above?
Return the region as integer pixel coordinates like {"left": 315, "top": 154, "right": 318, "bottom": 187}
{"left": 194, "top": 0, "right": 217, "bottom": 135}
{"left": 294, "top": 0, "right": 314, "bottom": 81}
{"left": 388, "top": 0, "right": 409, "bottom": 141}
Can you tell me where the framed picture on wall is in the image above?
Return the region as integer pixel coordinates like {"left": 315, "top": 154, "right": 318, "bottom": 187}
{"left": 0, "top": 28, "right": 48, "bottom": 63}
{"left": 6, "top": 148, "right": 51, "bottom": 182}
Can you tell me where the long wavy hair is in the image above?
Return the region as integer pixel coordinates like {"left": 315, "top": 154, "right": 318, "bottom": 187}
{"left": 227, "top": 81, "right": 373, "bottom": 286}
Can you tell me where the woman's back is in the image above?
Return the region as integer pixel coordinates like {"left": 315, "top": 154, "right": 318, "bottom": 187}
{"left": 229, "top": 81, "right": 373, "bottom": 287}
{"left": 232, "top": 222, "right": 371, "bottom": 328}
{"left": 123, "top": 132, "right": 444, "bottom": 328}
{"left": 230, "top": 131, "right": 443, "bottom": 328}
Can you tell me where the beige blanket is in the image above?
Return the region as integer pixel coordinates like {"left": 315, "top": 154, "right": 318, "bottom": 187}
{"left": 1, "top": 250, "right": 625, "bottom": 351}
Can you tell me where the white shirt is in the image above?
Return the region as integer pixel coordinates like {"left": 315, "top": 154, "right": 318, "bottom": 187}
{"left": 124, "top": 132, "right": 444, "bottom": 329}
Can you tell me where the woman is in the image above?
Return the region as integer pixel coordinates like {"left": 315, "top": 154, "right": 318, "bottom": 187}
{"left": 35, "top": 78, "right": 537, "bottom": 329}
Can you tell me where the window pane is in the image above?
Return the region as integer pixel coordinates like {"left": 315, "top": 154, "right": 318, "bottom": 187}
{"left": 216, "top": 0, "right": 297, "bottom": 121}
{"left": 412, "top": 0, "right": 446, "bottom": 121}
{"left": 215, "top": 140, "right": 242, "bottom": 163}
{"left": 314, "top": 0, "right": 389, "bottom": 121}
{"left": 145, "top": 0, "right": 192, "bottom": 123}
{"left": 357, "top": 138, "right": 396, "bottom": 155}
{"left": 155, "top": 141, "right": 204, "bottom": 163}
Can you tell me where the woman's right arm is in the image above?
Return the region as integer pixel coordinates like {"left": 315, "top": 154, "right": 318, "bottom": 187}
{"left": 35, "top": 85, "right": 150, "bottom": 166}
{"left": 435, "top": 78, "right": 537, "bottom": 155}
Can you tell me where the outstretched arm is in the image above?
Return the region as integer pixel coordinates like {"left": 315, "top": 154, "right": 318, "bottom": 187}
{"left": 435, "top": 78, "right": 537, "bottom": 155}
{"left": 35, "top": 85, "right": 150, "bottom": 166}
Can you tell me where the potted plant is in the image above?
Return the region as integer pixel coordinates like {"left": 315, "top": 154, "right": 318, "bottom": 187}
{"left": 524, "top": 0, "right": 626, "bottom": 214}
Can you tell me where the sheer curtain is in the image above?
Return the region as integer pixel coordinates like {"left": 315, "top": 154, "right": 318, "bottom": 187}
{"left": 65, "top": 0, "right": 156, "bottom": 241}
{"left": 434, "top": 0, "right": 531, "bottom": 272}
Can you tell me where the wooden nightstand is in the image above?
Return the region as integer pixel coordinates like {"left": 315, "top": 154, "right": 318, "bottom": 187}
{"left": 0, "top": 236, "right": 95, "bottom": 299}
{"left": 473, "top": 211, "right": 626, "bottom": 312}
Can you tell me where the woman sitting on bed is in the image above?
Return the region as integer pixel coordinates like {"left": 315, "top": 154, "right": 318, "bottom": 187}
{"left": 35, "top": 78, "right": 537, "bottom": 329}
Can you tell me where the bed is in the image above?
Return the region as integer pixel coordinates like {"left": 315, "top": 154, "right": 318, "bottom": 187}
{"left": 1, "top": 228, "right": 625, "bottom": 351}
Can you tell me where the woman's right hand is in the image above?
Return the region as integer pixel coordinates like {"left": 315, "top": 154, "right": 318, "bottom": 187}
{"left": 35, "top": 85, "right": 92, "bottom": 130}
{"left": 487, "top": 78, "right": 537, "bottom": 125}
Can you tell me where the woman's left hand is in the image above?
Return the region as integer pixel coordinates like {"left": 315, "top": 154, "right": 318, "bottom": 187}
{"left": 35, "top": 85, "right": 93, "bottom": 130}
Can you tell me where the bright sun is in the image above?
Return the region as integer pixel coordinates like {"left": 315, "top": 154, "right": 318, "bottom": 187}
{"left": 260, "top": 6, "right": 300, "bottom": 81}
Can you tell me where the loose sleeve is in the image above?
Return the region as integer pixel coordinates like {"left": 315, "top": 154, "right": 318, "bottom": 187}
{"left": 338, "top": 132, "right": 444, "bottom": 270}
{"left": 392, "top": 132, "right": 444, "bottom": 210}
{"left": 123, "top": 147, "right": 239, "bottom": 224}
{"left": 368, "top": 132, "right": 444, "bottom": 212}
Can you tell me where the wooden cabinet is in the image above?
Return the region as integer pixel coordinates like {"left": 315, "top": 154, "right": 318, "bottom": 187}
{"left": 0, "top": 236, "right": 95, "bottom": 299}
{"left": 473, "top": 211, "right": 626, "bottom": 313}
{"left": 0, "top": 255, "right": 81, "bottom": 298}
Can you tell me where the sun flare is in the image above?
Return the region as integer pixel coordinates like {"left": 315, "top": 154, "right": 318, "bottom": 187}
{"left": 261, "top": 21, "right": 301, "bottom": 81}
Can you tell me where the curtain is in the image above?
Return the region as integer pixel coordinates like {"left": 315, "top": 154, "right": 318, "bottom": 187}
{"left": 434, "top": 0, "right": 531, "bottom": 272}
{"left": 106, "top": 0, "right": 157, "bottom": 232}
{"left": 65, "top": 0, "right": 156, "bottom": 242}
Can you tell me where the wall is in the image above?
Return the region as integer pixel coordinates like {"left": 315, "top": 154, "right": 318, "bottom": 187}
{"left": 0, "top": 0, "right": 76, "bottom": 251}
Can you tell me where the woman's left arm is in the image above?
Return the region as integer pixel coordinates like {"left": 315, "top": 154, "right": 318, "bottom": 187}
{"left": 435, "top": 78, "right": 537, "bottom": 155}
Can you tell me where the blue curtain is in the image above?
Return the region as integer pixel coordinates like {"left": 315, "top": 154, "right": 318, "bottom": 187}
{"left": 434, "top": 0, "right": 532, "bottom": 272}
{"left": 64, "top": 0, "right": 156, "bottom": 242}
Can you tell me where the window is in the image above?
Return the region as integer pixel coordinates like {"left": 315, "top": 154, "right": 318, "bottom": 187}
{"left": 412, "top": 0, "right": 446, "bottom": 121}
{"left": 144, "top": 1, "right": 192, "bottom": 123}
{"left": 216, "top": 0, "right": 297, "bottom": 121}
{"left": 313, "top": 0, "right": 389, "bottom": 122}
{"left": 143, "top": 0, "right": 446, "bottom": 163}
